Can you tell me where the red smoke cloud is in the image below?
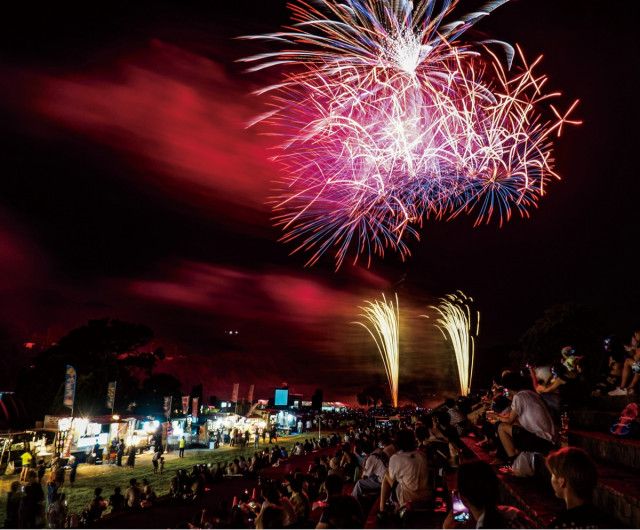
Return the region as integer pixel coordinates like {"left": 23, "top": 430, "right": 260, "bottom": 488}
{"left": 32, "top": 40, "right": 276, "bottom": 210}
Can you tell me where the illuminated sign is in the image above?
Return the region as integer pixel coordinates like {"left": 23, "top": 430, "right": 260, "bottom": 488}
{"left": 274, "top": 388, "right": 288, "bottom": 406}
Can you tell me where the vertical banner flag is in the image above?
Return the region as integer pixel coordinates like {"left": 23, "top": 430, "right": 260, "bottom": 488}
{"left": 163, "top": 396, "right": 172, "bottom": 420}
{"left": 63, "top": 365, "right": 77, "bottom": 409}
{"left": 192, "top": 396, "right": 199, "bottom": 418}
{"left": 247, "top": 384, "right": 255, "bottom": 404}
{"left": 106, "top": 381, "right": 117, "bottom": 410}
{"left": 181, "top": 395, "right": 190, "bottom": 415}
{"left": 231, "top": 383, "right": 239, "bottom": 403}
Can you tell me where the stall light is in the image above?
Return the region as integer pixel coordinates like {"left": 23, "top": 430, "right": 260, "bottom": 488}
{"left": 112, "top": 415, "right": 120, "bottom": 421}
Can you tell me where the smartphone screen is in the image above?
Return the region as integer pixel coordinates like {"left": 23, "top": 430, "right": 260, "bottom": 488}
{"left": 452, "top": 490, "right": 470, "bottom": 522}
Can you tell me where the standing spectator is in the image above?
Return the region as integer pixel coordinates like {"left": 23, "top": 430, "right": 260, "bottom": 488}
{"left": 46, "top": 492, "right": 67, "bottom": 529}
{"left": 126, "top": 445, "right": 137, "bottom": 467}
{"left": 46, "top": 480, "right": 58, "bottom": 507}
{"left": 5, "top": 481, "right": 21, "bottom": 529}
{"left": 179, "top": 436, "right": 186, "bottom": 458}
{"left": 443, "top": 461, "right": 534, "bottom": 528}
{"left": 36, "top": 460, "right": 46, "bottom": 484}
{"left": 19, "top": 470, "right": 44, "bottom": 529}
{"left": 116, "top": 440, "right": 125, "bottom": 466}
{"left": 53, "top": 460, "right": 65, "bottom": 488}
{"left": 496, "top": 372, "right": 556, "bottom": 464}
{"left": 68, "top": 455, "right": 78, "bottom": 486}
{"left": 546, "top": 447, "right": 609, "bottom": 528}
{"left": 20, "top": 449, "right": 33, "bottom": 482}
{"left": 125, "top": 478, "right": 142, "bottom": 510}
{"left": 379, "top": 429, "right": 431, "bottom": 513}
{"left": 152, "top": 451, "right": 160, "bottom": 473}
{"left": 109, "top": 487, "right": 126, "bottom": 514}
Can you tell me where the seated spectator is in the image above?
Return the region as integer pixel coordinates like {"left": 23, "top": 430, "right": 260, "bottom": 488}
{"left": 257, "top": 484, "right": 296, "bottom": 527}
{"left": 445, "top": 398, "right": 468, "bottom": 435}
{"left": 315, "top": 474, "right": 343, "bottom": 507}
{"left": 86, "top": 487, "right": 106, "bottom": 524}
{"left": 316, "top": 495, "right": 363, "bottom": 529}
{"left": 141, "top": 478, "right": 157, "bottom": 506}
{"left": 256, "top": 505, "right": 285, "bottom": 529}
{"left": 593, "top": 336, "right": 625, "bottom": 396}
{"left": 125, "top": 478, "right": 142, "bottom": 509}
{"left": 609, "top": 346, "right": 640, "bottom": 396}
{"left": 351, "top": 445, "right": 388, "bottom": 506}
{"left": 496, "top": 372, "right": 556, "bottom": 464}
{"left": 379, "top": 429, "right": 431, "bottom": 513}
{"left": 546, "top": 447, "right": 610, "bottom": 528}
{"left": 288, "top": 476, "right": 311, "bottom": 524}
{"left": 443, "top": 461, "right": 534, "bottom": 528}
{"left": 624, "top": 329, "right": 640, "bottom": 354}
{"left": 228, "top": 458, "right": 241, "bottom": 475}
{"left": 109, "top": 486, "right": 126, "bottom": 513}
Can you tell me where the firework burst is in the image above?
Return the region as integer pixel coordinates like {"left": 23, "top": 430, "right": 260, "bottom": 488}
{"left": 242, "top": 0, "right": 580, "bottom": 268}
{"left": 355, "top": 293, "right": 400, "bottom": 407}
{"left": 426, "top": 291, "right": 479, "bottom": 396}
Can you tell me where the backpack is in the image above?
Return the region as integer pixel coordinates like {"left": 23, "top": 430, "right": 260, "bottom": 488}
{"left": 610, "top": 403, "right": 639, "bottom": 437}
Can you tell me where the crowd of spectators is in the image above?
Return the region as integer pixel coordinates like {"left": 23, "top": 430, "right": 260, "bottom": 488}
{"left": 5, "top": 330, "right": 639, "bottom": 528}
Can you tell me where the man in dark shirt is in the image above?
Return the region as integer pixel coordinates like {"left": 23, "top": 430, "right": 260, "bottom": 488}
{"left": 546, "top": 447, "right": 611, "bottom": 528}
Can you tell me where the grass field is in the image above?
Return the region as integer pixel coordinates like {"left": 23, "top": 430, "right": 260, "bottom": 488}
{"left": 0, "top": 435, "right": 308, "bottom": 524}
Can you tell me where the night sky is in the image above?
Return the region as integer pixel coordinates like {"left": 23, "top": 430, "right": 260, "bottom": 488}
{"left": 0, "top": 0, "right": 638, "bottom": 403}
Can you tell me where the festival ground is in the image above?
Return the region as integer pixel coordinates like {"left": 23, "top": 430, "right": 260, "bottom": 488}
{"left": 0, "top": 434, "right": 308, "bottom": 525}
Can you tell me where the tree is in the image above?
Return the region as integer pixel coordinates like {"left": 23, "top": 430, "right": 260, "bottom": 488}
{"left": 402, "top": 381, "right": 427, "bottom": 408}
{"left": 137, "top": 373, "right": 182, "bottom": 415}
{"left": 520, "top": 303, "right": 604, "bottom": 371}
{"left": 355, "top": 384, "right": 388, "bottom": 408}
{"left": 15, "top": 318, "right": 166, "bottom": 421}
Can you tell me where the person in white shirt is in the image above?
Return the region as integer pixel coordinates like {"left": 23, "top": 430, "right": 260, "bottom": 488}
{"left": 351, "top": 447, "right": 388, "bottom": 505}
{"left": 496, "top": 372, "right": 556, "bottom": 461}
{"left": 379, "top": 430, "right": 431, "bottom": 512}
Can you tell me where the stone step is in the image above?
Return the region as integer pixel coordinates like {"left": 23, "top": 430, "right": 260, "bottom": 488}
{"left": 461, "top": 436, "right": 563, "bottom": 528}
{"left": 461, "top": 435, "right": 640, "bottom": 528}
{"left": 581, "top": 394, "right": 639, "bottom": 412}
{"left": 569, "top": 429, "right": 640, "bottom": 471}
{"left": 595, "top": 462, "right": 640, "bottom": 529}
{"left": 570, "top": 410, "right": 621, "bottom": 431}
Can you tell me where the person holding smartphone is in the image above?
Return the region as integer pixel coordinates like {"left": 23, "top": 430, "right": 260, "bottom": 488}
{"left": 443, "top": 461, "right": 534, "bottom": 528}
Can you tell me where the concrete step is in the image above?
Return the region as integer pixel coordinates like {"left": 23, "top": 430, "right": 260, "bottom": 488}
{"left": 595, "top": 462, "right": 640, "bottom": 529}
{"left": 461, "top": 435, "right": 639, "bottom": 528}
{"left": 461, "top": 436, "right": 563, "bottom": 528}
{"left": 569, "top": 429, "right": 640, "bottom": 471}
{"left": 580, "top": 394, "right": 639, "bottom": 412}
{"left": 570, "top": 410, "right": 623, "bottom": 431}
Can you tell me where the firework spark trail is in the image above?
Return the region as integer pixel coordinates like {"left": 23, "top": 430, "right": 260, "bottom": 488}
{"left": 425, "top": 291, "right": 479, "bottom": 396}
{"left": 241, "top": 0, "right": 581, "bottom": 269}
{"left": 355, "top": 293, "right": 400, "bottom": 407}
